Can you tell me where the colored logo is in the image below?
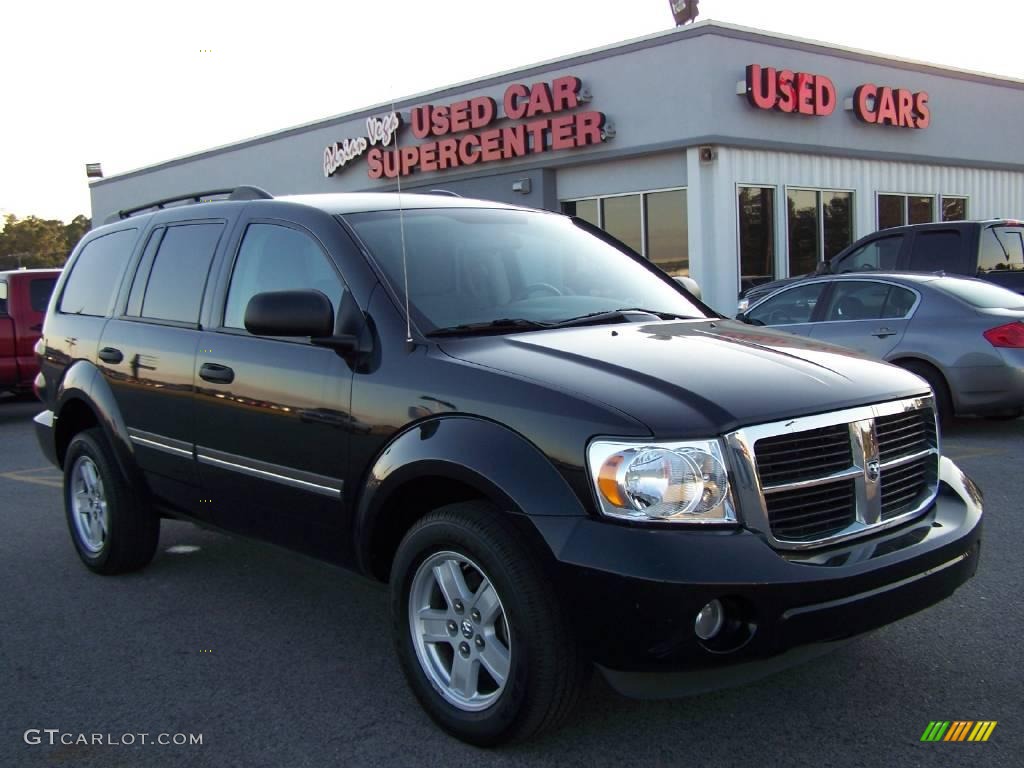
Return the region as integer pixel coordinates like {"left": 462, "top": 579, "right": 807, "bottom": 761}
{"left": 920, "top": 721, "right": 997, "bottom": 742}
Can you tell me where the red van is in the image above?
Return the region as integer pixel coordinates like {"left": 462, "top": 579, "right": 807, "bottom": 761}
{"left": 1, "top": 269, "right": 61, "bottom": 395}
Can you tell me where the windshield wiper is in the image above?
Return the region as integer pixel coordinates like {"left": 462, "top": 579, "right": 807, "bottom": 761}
{"left": 548, "top": 308, "right": 698, "bottom": 328}
{"left": 426, "top": 318, "right": 551, "bottom": 337}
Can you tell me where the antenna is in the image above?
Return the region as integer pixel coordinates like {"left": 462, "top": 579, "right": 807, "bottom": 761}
{"left": 391, "top": 98, "right": 414, "bottom": 344}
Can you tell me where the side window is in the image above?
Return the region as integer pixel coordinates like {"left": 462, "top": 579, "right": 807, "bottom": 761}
{"left": 29, "top": 278, "right": 57, "bottom": 313}
{"left": 223, "top": 224, "right": 342, "bottom": 331}
{"left": 0, "top": 281, "right": 7, "bottom": 314}
{"left": 823, "top": 281, "right": 890, "bottom": 322}
{"left": 139, "top": 223, "right": 223, "bottom": 324}
{"left": 880, "top": 285, "right": 918, "bottom": 318}
{"left": 59, "top": 229, "right": 138, "bottom": 317}
{"left": 978, "top": 227, "right": 1024, "bottom": 273}
{"left": 833, "top": 236, "right": 903, "bottom": 273}
{"left": 126, "top": 228, "right": 165, "bottom": 316}
{"left": 908, "top": 230, "right": 964, "bottom": 273}
{"left": 746, "top": 282, "right": 827, "bottom": 326}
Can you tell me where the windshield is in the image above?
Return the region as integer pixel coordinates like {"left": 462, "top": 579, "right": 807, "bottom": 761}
{"left": 343, "top": 208, "right": 708, "bottom": 332}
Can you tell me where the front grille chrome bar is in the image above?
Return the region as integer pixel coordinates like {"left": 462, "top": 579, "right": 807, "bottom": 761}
{"left": 725, "top": 396, "right": 939, "bottom": 551}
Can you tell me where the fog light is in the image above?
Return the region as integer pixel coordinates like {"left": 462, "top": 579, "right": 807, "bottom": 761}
{"left": 695, "top": 599, "right": 724, "bottom": 640}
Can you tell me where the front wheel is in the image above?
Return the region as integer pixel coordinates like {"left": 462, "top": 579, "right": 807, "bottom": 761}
{"left": 390, "top": 501, "right": 586, "bottom": 746}
{"left": 64, "top": 428, "right": 160, "bottom": 574}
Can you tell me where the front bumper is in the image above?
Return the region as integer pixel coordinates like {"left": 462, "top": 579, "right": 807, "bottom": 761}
{"left": 533, "top": 457, "right": 981, "bottom": 691}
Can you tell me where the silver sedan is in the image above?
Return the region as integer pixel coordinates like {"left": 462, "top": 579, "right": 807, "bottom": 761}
{"left": 738, "top": 273, "right": 1024, "bottom": 423}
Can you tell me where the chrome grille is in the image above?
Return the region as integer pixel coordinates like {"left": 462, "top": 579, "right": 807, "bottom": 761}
{"left": 765, "top": 480, "right": 856, "bottom": 541}
{"left": 876, "top": 409, "right": 934, "bottom": 461}
{"left": 881, "top": 456, "right": 934, "bottom": 520}
{"left": 726, "top": 397, "right": 940, "bottom": 550}
{"left": 755, "top": 424, "right": 852, "bottom": 486}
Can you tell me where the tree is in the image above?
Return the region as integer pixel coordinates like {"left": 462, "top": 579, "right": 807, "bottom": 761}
{"left": 0, "top": 213, "right": 91, "bottom": 270}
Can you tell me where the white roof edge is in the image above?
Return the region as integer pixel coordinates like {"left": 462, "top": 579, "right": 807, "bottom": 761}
{"left": 92, "top": 19, "right": 1024, "bottom": 186}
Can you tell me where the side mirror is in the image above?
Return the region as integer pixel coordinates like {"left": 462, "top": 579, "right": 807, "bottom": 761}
{"left": 245, "top": 290, "right": 334, "bottom": 337}
{"left": 673, "top": 276, "right": 702, "bottom": 300}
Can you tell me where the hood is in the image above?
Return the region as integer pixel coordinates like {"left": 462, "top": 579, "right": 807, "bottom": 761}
{"left": 438, "top": 319, "right": 930, "bottom": 437}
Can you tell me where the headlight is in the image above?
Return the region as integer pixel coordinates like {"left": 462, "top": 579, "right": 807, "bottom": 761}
{"left": 587, "top": 439, "right": 737, "bottom": 523}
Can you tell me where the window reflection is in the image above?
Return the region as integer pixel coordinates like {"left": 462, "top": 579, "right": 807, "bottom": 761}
{"left": 646, "top": 189, "right": 689, "bottom": 276}
{"left": 739, "top": 186, "right": 776, "bottom": 290}
{"left": 602, "top": 195, "right": 643, "bottom": 254}
{"left": 787, "top": 189, "right": 819, "bottom": 276}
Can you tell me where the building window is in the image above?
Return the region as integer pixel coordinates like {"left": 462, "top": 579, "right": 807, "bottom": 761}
{"left": 878, "top": 193, "right": 968, "bottom": 228}
{"left": 786, "top": 188, "right": 854, "bottom": 276}
{"left": 561, "top": 188, "right": 689, "bottom": 276}
{"left": 738, "top": 185, "right": 775, "bottom": 290}
{"left": 878, "top": 194, "right": 906, "bottom": 229}
{"left": 941, "top": 196, "right": 968, "bottom": 222}
{"left": 908, "top": 196, "right": 934, "bottom": 224}
{"left": 562, "top": 198, "right": 598, "bottom": 227}
{"left": 602, "top": 195, "right": 643, "bottom": 255}
{"left": 646, "top": 189, "right": 688, "bottom": 277}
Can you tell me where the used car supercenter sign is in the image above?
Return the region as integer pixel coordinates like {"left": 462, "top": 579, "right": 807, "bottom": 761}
{"left": 743, "top": 64, "right": 931, "bottom": 129}
{"left": 323, "top": 76, "right": 609, "bottom": 179}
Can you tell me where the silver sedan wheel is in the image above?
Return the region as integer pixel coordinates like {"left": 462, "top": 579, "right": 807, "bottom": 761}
{"left": 408, "top": 551, "right": 512, "bottom": 712}
{"left": 70, "top": 456, "right": 108, "bottom": 554}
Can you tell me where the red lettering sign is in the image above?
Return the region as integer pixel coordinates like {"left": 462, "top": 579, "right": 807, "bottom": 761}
{"left": 745, "top": 64, "right": 836, "bottom": 117}
{"left": 853, "top": 83, "right": 929, "bottom": 128}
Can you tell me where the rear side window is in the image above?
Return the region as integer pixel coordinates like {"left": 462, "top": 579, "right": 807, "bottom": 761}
{"left": 0, "top": 281, "right": 7, "bottom": 314}
{"left": 823, "top": 281, "right": 889, "bottom": 321}
{"left": 822, "top": 281, "right": 917, "bottom": 321}
{"left": 908, "top": 230, "right": 964, "bottom": 273}
{"left": 833, "top": 236, "right": 903, "bottom": 273}
{"left": 139, "top": 223, "right": 223, "bottom": 324}
{"left": 59, "top": 229, "right": 138, "bottom": 316}
{"left": 30, "top": 278, "right": 57, "bottom": 313}
{"left": 978, "top": 227, "right": 1024, "bottom": 273}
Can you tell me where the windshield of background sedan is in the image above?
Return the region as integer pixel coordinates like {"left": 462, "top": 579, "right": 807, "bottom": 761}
{"left": 342, "top": 208, "right": 708, "bottom": 333}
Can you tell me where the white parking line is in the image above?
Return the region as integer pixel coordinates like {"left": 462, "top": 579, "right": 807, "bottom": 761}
{"left": 0, "top": 466, "right": 63, "bottom": 489}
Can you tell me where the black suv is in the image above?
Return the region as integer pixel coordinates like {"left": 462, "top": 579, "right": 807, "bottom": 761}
{"left": 35, "top": 188, "right": 982, "bottom": 746}
{"left": 740, "top": 219, "right": 1024, "bottom": 311}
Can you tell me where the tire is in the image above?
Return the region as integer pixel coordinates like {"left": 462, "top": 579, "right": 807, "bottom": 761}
{"left": 898, "top": 360, "right": 953, "bottom": 428}
{"left": 63, "top": 428, "right": 160, "bottom": 574}
{"left": 391, "top": 501, "right": 587, "bottom": 746}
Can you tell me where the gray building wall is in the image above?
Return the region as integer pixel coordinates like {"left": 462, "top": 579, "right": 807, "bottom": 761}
{"left": 89, "top": 21, "right": 1024, "bottom": 311}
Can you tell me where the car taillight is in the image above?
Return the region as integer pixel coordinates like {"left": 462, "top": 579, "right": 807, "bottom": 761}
{"left": 983, "top": 321, "right": 1024, "bottom": 348}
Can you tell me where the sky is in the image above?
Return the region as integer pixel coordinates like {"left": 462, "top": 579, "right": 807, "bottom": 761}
{"left": 1, "top": 0, "right": 1020, "bottom": 223}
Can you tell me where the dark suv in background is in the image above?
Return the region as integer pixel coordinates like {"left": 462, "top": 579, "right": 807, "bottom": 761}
{"left": 739, "top": 219, "right": 1024, "bottom": 311}
{"left": 34, "top": 188, "right": 982, "bottom": 745}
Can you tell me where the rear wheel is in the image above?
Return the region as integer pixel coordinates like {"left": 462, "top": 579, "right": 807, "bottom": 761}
{"left": 64, "top": 428, "right": 160, "bottom": 574}
{"left": 391, "top": 501, "right": 586, "bottom": 746}
{"left": 897, "top": 360, "right": 953, "bottom": 428}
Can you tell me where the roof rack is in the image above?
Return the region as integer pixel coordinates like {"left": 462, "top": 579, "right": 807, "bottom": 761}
{"left": 426, "top": 189, "right": 462, "bottom": 198}
{"left": 106, "top": 185, "right": 273, "bottom": 224}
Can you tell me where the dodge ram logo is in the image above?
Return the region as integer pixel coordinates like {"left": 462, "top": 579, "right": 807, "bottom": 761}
{"left": 866, "top": 459, "right": 881, "bottom": 482}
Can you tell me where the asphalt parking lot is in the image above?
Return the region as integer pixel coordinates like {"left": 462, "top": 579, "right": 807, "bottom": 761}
{"left": 1, "top": 394, "right": 1020, "bottom": 768}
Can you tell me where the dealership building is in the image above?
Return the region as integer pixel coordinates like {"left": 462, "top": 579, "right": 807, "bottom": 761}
{"left": 90, "top": 20, "right": 1024, "bottom": 313}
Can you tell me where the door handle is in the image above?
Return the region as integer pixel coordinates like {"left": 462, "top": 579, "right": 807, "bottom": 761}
{"left": 98, "top": 347, "right": 124, "bottom": 364}
{"left": 872, "top": 328, "right": 897, "bottom": 338}
{"left": 199, "top": 362, "right": 235, "bottom": 384}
